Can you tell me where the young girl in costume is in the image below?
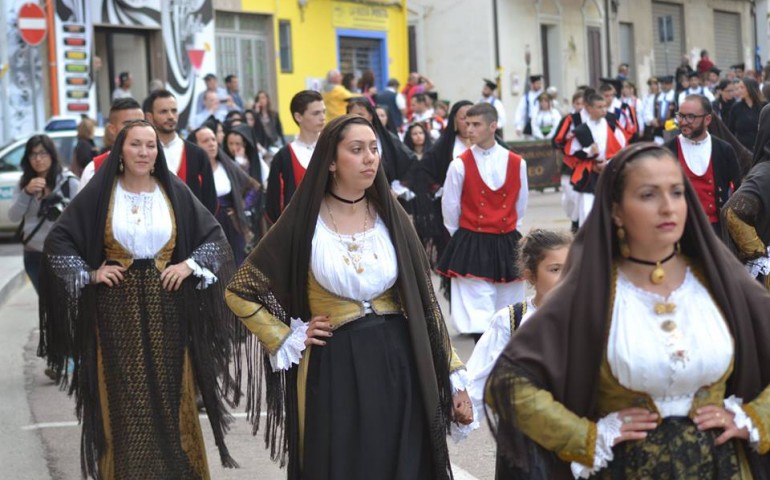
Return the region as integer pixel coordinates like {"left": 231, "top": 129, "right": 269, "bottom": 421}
{"left": 466, "top": 228, "right": 571, "bottom": 421}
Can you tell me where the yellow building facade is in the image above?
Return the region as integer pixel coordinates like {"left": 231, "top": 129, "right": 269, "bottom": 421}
{"left": 226, "top": 0, "right": 409, "bottom": 136}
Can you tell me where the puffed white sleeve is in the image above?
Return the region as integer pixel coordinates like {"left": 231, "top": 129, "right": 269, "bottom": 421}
{"left": 441, "top": 158, "right": 465, "bottom": 236}
{"left": 516, "top": 159, "right": 528, "bottom": 229}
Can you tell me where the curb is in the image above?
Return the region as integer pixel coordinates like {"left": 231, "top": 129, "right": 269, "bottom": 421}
{"left": 0, "top": 268, "right": 26, "bottom": 308}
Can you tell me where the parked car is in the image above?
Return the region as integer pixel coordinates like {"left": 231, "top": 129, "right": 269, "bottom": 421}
{"left": 0, "top": 128, "right": 104, "bottom": 235}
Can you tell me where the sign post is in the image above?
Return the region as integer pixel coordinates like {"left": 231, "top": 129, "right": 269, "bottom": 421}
{"left": 18, "top": 2, "right": 47, "bottom": 131}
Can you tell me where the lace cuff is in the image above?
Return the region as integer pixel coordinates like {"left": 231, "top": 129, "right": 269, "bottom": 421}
{"left": 391, "top": 180, "right": 415, "bottom": 201}
{"left": 185, "top": 258, "right": 218, "bottom": 290}
{"left": 571, "top": 412, "right": 622, "bottom": 479}
{"left": 449, "top": 369, "right": 480, "bottom": 442}
{"left": 450, "top": 369, "right": 471, "bottom": 394}
{"left": 724, "top": 395, "right": 761, "bottom": 449}
{"left": 268, "top": 318, "right": 307, "bottom": 372}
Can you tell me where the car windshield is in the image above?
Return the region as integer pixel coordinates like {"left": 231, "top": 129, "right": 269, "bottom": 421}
{"left": 0, "top": 132, "right": 104, "bottom": 173}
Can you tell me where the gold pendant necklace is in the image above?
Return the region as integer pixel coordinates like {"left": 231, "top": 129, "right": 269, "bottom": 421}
{"left": 326, "top": 198, "right": 374, "bottom": 274}
{"left": 626, "top": 250, "right": 677, "bottom": 285}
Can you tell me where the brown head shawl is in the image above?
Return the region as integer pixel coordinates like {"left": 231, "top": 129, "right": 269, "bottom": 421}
{"left": 226, "top": 115, "right": 456, "bottom": 480}
{"left": 486, "top": 142, "right": 770, "bottom": 479}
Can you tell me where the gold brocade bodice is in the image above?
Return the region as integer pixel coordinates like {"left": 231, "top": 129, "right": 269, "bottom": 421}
{"left": 306, "top": 273, "right": 402, "bottom": 330}
{"left": 103, "top": 181, "right": 177, "bottom": 271}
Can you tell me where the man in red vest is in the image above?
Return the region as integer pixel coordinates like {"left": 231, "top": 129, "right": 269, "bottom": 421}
{"left": 265, "top": 90, "right": 325, "bottom": 224}
{"left": 568, "top": 92, "right": 627, "bottom": 226}
{"left": 666, "top": 95, "right": 741, "bottom": 238}
{"left": 437, "top": 102, "right": 528, "bottom": 342}
{"left": 78, "top": 98, "right": 144, "bottom": 192}
{"left": 80, "top": 91, "right": 217, "bottom": 214}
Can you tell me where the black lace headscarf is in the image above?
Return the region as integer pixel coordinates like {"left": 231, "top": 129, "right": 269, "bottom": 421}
{"left": 38, "top": 119, "right": 244, "bottom": 477}
{"left": 487, "top": 143, "right": 770, "bottom": 479}
{"left": 421, "top": 100, "right": 473, "bottom": 186}
{"left": 226, "top": 115, "right": 456, "bottom": 480}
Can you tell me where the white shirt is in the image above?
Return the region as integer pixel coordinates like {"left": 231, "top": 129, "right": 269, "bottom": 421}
{"left": 441, "top": 143, "right": 529, "bottom": 235}
{"left": 642, "top": 92, "right": 659, "bottom": 126}
{"left": 514, "top": 88, "right": 544, "bottom": 130}
{"left": 112, "top": 182, "right": 172, "bottom": 259}
{"left": 530, "top": 108, "right": 562, "bottom": 139}
{"left": 311, "top": 215, "right": 397, "bottom": 301}
{"left": 163, "top": 133, "right": 184, "bottom": 175}
{"left": 481, "top": 95, "right": 507, "bottom": 129}
{"left": 212, "top": 162, "right": 232, "bottom": 197}
{"left": 656, "top": 89, "right": 676, "bottom": 123}
{"left": 608, "top": 268, "right": 733, "bottom": 416}
{"left": 678, "top": 86, "right": 715, "bottom": 106}
{"left": 452, "top": 137, "right": 470, "bottom": 159}
{"left": 290, "top": 140, "right": 316, "bottom": 170}
{"left": 677, "top": 133, "right": 712, "bottom": 176}
{"left": 467, "top": 297, "right": 536, "bottom": 423}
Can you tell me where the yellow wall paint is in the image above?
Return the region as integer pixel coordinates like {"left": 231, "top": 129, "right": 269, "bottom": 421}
{"left": 239, "top": 0, "right": 408, "bottom": 135}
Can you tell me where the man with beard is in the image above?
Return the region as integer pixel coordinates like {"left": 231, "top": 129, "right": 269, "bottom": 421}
{"left": 144, "top": 89, "right": 217, "bottom": 212}
{"left": 666, "top": 95, "right": 741, "bottom": 237}
{"left": 80, "top": 90, "right": 217, "bottom": 213}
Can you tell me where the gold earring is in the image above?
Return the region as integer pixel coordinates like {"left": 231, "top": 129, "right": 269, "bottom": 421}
{"left": 676, "top": 241, "right": 681, "bottom": 254}
{"left": 150, "top": 166, "right": 155, "bottom": 175}
{"left": 617, "top": 226, "right": 631, "bottom": 258}
{"left": 119, "top": 158, "right": 124, "bottom": 173}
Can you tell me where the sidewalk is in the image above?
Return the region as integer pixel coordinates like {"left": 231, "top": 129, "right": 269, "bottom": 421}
{"left": 0, "top": 255, "right": 25, "bottom": 307}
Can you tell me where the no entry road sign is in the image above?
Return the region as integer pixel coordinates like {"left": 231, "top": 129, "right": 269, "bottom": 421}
{"left": 18, "top": 3, "right": 47, "bottom": 47}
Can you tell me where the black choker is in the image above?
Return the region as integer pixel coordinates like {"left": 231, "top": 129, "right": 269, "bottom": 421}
{"left": 329, "top": 191, "right": 366, "bottom": 204}
{"left": 626, "top": 250, "right": 677, "bottom": 285}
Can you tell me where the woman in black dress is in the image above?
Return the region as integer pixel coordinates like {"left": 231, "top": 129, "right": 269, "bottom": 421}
{"left": 727, "top": 77, "right": 766, "bottom": 151}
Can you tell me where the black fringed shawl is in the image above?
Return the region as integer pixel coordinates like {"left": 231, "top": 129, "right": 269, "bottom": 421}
{"left": 38, "top": 132, "right": 245, "bottom": 478}
{"left": 226, "top": 115, "right": 456, "bottom": 480}
{"left": 486, "top": 143, "right": 770, "bottom": 479}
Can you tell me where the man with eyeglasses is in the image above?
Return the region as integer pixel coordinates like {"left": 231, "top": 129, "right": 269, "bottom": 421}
{"left": 666, "top": 95, "right": 741, "bottom": 238}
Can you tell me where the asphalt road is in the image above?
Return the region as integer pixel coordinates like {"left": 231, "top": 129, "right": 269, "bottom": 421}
{"left": 0, "top": 190, "right": 568, "bottom": 479}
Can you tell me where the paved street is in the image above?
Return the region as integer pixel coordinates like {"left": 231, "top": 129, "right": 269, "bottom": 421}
{"left": 0, "top": 190, "right": 566, "bottom": 480}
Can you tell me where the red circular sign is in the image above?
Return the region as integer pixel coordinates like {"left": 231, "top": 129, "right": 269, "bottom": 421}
{"left": 18, "top": 3, "right": 47, "bottom": 47}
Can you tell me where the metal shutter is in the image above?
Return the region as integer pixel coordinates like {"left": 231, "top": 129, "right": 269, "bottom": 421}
{"left": 714, "top": 11, "right": 741, "bottom": 69}
{"left": 652, "top": 2, "right": 685, "bottom": 76}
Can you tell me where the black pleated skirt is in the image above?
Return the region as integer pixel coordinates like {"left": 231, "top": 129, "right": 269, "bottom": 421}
{"left": 302, "top": 314, "right": 434, "bottom": 480}
{"left": 436, "top": 227, "right": 522, "bottom": 282}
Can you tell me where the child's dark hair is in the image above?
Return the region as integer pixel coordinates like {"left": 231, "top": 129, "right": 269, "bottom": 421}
{"left": 518, "top": 229, "right": 573, "bottom": 275}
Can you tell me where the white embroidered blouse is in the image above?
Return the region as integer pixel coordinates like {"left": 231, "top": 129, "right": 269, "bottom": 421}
{"left": 572, "top": 268, "right": 759, "bottom": 478}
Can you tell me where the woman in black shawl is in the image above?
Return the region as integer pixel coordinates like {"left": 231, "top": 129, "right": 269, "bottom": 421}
{"left": 487, "top": 143, "right": 770, "bottom": 479}
{"left": 38, "top": 120, "right": 243, "bottom": 479}
{"left": 224, "top": 124, "right": 267, "bottom": 246}
{"left": 189, "top": 125, "right": 260, "bottom": 265}
{"left": 722, "top": 103, "right": 770, "bottom": 290}
{"left": 225, "top": 115, "right": 473, "bottom": 480}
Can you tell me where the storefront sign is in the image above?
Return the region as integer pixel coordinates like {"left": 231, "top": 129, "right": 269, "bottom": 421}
{"left": 53, "top": 0, "right": 95, "bottom": 117}
{"left": 332, "top": 2, "right": 389, "bottom": 31}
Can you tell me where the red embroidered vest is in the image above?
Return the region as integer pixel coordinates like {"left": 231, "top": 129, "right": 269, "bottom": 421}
{"left": 458, "top": 149, "right": 522, "bottom": 234}
{"left": 677, "top": 138, "right": 718, "bottom": 223}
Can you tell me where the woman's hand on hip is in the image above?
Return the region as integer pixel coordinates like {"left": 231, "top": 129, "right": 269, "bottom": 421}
{"left": 93, "top": 261, "right": 126, "bottom": 287}
{"left": 452, "top": 389, "right": 473, "bottom": 425}
{"left": 304, "top": 315, "right": 332, "bottom": 347}
{"left": 613, "top": 408, "right": 659, "bottom": 446}
{"left": 694, "top": 405, "right": 749, "bottom": 445}
{"left": 160, "top": 262, "right": 193, "bottom": 291}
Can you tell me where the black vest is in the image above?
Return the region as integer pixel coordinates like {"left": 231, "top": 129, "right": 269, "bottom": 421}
{"left": 375, "top": 89, "right": 404, "bottom": 128}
